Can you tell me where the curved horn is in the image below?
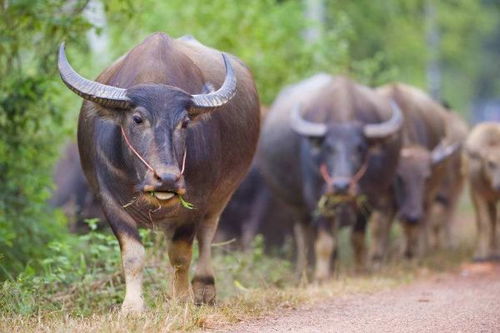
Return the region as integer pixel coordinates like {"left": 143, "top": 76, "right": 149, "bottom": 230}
{"left": 290, "top": 104, "right": 327, "bottom": 137}
{"left": 190, "top": 53, "right": 237, "bottom": 109}
{"left": 363, "top": 101, "right": 403, "bottom": 139}
{"left": 58, "top": 43, "right": 131, "bottom": 109}
{"left": 431, "top": 142, "right": 461, "bottom": 165}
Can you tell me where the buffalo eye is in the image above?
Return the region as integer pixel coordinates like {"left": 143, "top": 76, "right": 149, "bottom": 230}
{"left": 181, "top": 118, "right": 190, "bottom": 129}
{"left": 176, "top": 118, "right": 190, "bottom": 130}
{"left": 308, "top": 137, "right": 324, "bottom": 149}
{"left": 132, "top": 114, "right": 143, "bottom": 124}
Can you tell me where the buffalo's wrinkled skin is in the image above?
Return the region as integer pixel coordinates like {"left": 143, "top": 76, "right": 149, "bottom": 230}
{"left": 377, "top": 83, "right": 464, "bottom": 259}
{"left": 61, "top": 33, "right": 260, "bottom": 312}
{"left": 465, "top": 123, "right": 500, "bottom": 262}
{"left": 259, "top": 74, "right": 402, "bottom": 281}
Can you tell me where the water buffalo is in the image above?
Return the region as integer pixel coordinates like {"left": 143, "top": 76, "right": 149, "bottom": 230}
{"left": 465, "top": 122, "right": 500, "bottom": 261}
{"left": 376, "top": 83, "right": 461, "bottom": 259}
{"left": 58, "top": 33, "right": 260, "bottom": 312}
{"left": 217, "top": 164, "right": 293, "bottom": 251}
{"left": 428, "top": 111, "right": 468, "bottom": 250}
{"left": 258, "top": 74, "right": 402, "bottom": 281}
{"left": 50, "top": 143, "right": 105, "bottom": 232}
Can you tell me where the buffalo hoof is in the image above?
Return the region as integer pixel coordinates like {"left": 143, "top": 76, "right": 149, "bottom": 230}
{"left": 192, "top": 276, "right": 216, "bottom": 306}
{"left": 120, "top": 298, "right": 145, "bottom": 315}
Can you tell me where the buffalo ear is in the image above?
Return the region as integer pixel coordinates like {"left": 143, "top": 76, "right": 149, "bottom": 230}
{"left": 87, "top": 100, "right": 131, "bottom": 121}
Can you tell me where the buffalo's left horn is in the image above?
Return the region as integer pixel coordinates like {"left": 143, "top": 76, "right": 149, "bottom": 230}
{"left": 57, "top": 43, "right": 131, "bottom": 109}
{"left": 363, "top": 101, "right": 403, "bottom": 139}
{"left": 290, "top": 104, "right": 327, "bottom": 137}
{"left": 431, "top": 142, "right": 461, "bottom": 165}
{"left": 190, "top": 53, "right": 237, "bottom": 110}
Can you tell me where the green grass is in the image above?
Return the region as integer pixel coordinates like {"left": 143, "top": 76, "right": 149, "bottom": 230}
{"left": 0, "top": 206, "right": 476, "bottom": 331}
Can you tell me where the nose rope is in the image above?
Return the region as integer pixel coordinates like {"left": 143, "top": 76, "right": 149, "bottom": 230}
{"left": 120, "top": 126, "right": 186, "bottom": 178}
{"left": 319, "top": 159, "right": 369, "bottom": 192}
{"left": 180, "top": 149, "right": 187, "bottom": 176}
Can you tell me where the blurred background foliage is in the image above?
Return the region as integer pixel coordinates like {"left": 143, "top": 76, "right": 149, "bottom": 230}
{"left": 1, "top": 0, "right": 500, "bottom": 282}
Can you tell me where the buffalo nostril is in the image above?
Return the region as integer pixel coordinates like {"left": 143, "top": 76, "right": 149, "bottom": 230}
{"left": 402, "top": 214, "right": 422, "bottom": 224}
{"left": 333, "top": 180, "right": 350, "bottom": 193}
{"left": 158, "top": 172, "right": 179, "bottom": 185}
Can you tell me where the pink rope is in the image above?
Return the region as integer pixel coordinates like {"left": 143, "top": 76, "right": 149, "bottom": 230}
{"left": 121, "top": 126, "right": 158, "bottom": 177}
{"left": 180, "top": 149, "right": 187, "bottom": 176}
{"left": 121, "top": 126, "right": 187, "bottom": 179}
{"left": 320, "top": 159, "right": 369, "bottom": 193}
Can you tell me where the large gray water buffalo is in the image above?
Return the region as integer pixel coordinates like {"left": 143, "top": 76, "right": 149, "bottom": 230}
{"left": 58, "top": 33, "right": 260, "bottom": 312}
{"left": 377, "top": 83, "right": 463, "bottom": 259}
{"left": 258, "top": 74, "right": 402, "bottom": 281}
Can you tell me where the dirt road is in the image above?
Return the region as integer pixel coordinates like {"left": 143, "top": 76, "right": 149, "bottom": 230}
{"left": 225, "top": 263, "right": 500, "bottom": 333}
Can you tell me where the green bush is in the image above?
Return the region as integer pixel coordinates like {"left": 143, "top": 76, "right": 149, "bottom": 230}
{"left": 0, "top": 0, "right": 91, "bottom": 279}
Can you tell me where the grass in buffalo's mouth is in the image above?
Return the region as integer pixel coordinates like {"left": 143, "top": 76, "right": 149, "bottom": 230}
{"left": 179, "top": 195, "right": 195, "bottom": 209}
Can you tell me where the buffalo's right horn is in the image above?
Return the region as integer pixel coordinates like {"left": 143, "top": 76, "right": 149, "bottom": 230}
{"left": 431, "top": 142, "right": 461, "bottom": 165}
{"left": 290, "top": 104, "right": 327, "bottom": 137}
{"left": 363, "top": 101, "right": 403, "bottom": 139}
{"left": 189, "top": 53, "right": 237, "bottom": 112}
{"left": 58, "top": 43, "right": 131, "bottom": 109}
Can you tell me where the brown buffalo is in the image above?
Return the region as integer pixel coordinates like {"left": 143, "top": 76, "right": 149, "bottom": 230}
{"left": 377, "top": 83, "right": 462, "bottom": 259}
{"left": 465, "top": 122, "right": 500, "bottom": 261}
{"left": 58, "top": 33, "right": 260, "bottom": 312}
{"left": 428, "top": 111, "right": 468, "bottom": 250}
{"left": 259, "top": 74, "right": 402, "bottom": 281}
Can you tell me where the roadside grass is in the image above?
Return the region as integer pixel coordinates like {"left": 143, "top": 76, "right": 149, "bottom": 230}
{"left": 0, "top": 208, "right": 475, "bottom": 332}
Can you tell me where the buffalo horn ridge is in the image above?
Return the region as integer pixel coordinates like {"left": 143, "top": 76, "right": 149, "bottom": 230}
{"left": 189, "top": 53, "right": 237, "bottom": 112}
{"left": 431, "top": 141, "right": 461, "bottom": 165}
{"left": 58, "top": 43, "right": 131, "bottom": 109}
{"left": 290, "top": 104, "right": 327, "bottom": 137}
{"left": 363, "top": 101, "right": 403, "bottom": 139}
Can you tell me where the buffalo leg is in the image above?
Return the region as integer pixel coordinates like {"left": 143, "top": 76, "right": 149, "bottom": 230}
{"left": 100, "top": 194, "right": 145, "bottom": 314}
{"left": 166, "top": 224, "right": 195, "bottom": 302}
{"left": 351, "top": 212, "right": 368, "bottom": 271}
{"left": 471, "top": 191, "right": 495, "bottom": 261}
{"left": 368, "top": 208, "right": 394, "bottom": 267}
{"left": 192, "top": 215, "right": 219, "bottom": 305}
{"left": 241, "top": 190, "right": 271, "bottom": 250}
{"left": 428, "top": 202, "right": 446, "bottom": 250}
{"left": 403, "top": 222, "right": 420, "bottom": 259}
{"left": 294, "top": 221, "right": 311, "bottom": 280}
{"left": 314, "top": 219, "right": 336, "bottom": 282}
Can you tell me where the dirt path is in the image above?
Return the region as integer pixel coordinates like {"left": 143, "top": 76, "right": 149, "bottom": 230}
{"left": 225, "top": 263, "right": 500, "bottom": 333}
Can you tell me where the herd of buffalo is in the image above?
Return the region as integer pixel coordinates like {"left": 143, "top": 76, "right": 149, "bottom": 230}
{"left": 53, "top": 33, "right": 500, "bottom": 313}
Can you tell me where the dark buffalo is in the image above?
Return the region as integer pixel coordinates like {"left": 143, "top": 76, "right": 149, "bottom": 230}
{"left": 50, "top": 143, "right": 105, "bottom": 232}
{"left": 377, "top": 83, "right": 462, "bottom": 258}
{"left": 258, "top": 74, "right": 402, "bottom": 281}
{"left": 58, "top": 33, "right": 260, "bottom": 312}
{"left": 217, "top": 164, "right": 293, "bottom": 251}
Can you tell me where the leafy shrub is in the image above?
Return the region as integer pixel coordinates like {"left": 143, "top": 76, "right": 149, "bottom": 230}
{"left": 0, "top": 0, "right": 91, "bottom": 279}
